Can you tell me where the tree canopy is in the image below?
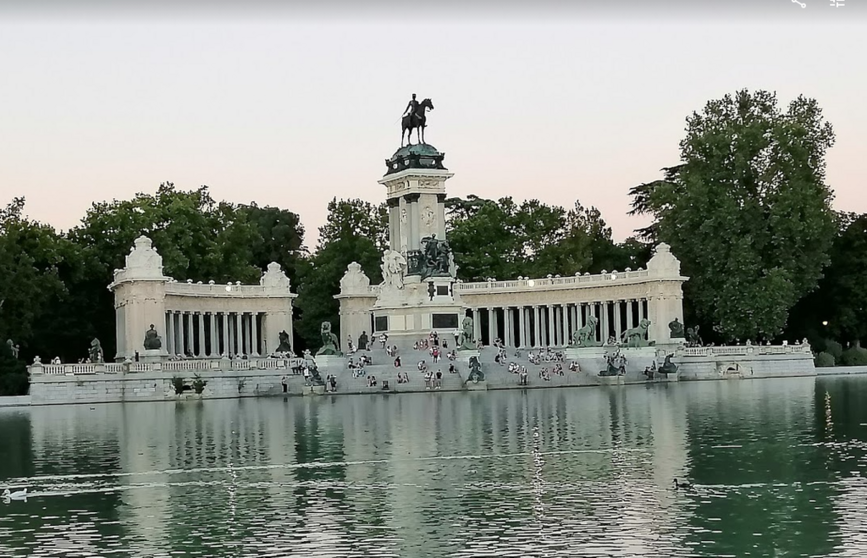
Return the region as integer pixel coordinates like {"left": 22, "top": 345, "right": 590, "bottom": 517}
{"left": 629, "top": 89, "right": 836, "bottom": 341}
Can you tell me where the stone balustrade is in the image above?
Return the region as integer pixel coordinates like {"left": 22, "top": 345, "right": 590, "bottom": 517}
{"left": 678, "top": 344, "right": 812, "bottom": 357}
{"left": 165, "top": 282, "right": 292, "bottom": 297}
{"left": 29, "top": 357, "right": 311, "bottom": 376}
{"left": 457, "top": 270, "right": 650, "bottom": 293}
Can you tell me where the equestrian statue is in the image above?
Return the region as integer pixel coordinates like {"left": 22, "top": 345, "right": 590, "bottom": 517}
{"left": 401, "top": 93, "right": 434, "bottom": 146}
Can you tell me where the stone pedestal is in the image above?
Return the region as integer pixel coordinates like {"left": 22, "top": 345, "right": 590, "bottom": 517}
{"left": 313, "top": 355, "right": 344, "bottom": 370}
{"left": 458, "top": 349, "right": 480, "bottom": 364}
{"left": 465, "top": 380, "right": 487, "bottom": 391}
{"left": 142, "top": 349, "right": 162, "bottom": 363}
{"left": 303, "top": 385, "right": 326, "bottom": 396}
{"left": 595, "top": 375, "right": 625, "bottom": 386}
{"left": 564, "top": 347, "right": 608, "bottom": 360}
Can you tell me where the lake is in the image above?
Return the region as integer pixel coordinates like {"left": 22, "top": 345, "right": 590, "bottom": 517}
{"left": 2, "top": 376, "right": 866, "bottom": 557}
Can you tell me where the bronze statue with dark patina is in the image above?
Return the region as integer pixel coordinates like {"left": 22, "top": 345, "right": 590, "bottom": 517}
{"left": 401, "top": 93, "right": 434, "bottom": 146}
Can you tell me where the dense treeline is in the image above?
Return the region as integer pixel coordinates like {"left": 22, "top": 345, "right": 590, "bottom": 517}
{"left": 1, "top": 88, "right": 863, "bottom": 393}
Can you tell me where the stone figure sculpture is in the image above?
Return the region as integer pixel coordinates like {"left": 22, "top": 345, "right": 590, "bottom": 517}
{"left": 458, "top": 316, "right": 476, "bottom": 350}
{"left": 621, "top": 319, "right": 654, "bottom": 348}
{"left": 668, "top": 318, "right": 685, "bottom": 339}
{"left": 316, "top": 322, "right": 343, "bottom": 356}
{"left": 381, "top": 249, "right": 408, "bottom": 289}
{"left": 401, "top": 94, "right": 434, "bottom": 146}
{"left": 307, "top": 361, "right": 326, "bottom": 386}
{"left": 143, "top": 325, "right": 162, "bottom": 350}
{"left": 686, "top": 326, "right": 703, "bottom": 347}
{"left": 89, "top": 338, "right": 104, "bottom": 363}
{"left": 358, "top": 331, "right": 369, "bottom": 351}
{"left": 570, "top": 315, "right": 601, "bottom": 347}
{"left": 467, "top": 356, "right": 485, "bottom": 383}
{"left": 6, "top": 339, "right": 19, "bottom": 360}
{"left": 410, "top": 234, "right": 453, "bottom": 280}
{"left": 275, "top": 330, "right": 293, "bottom": 354}
{"left": 659, "top": 354, "right": 678, "bottom": 375}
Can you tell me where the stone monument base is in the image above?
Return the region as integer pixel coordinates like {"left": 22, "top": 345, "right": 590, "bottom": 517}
{"left": 303, "top": 385, "right": 326, "bottom": 396}
{"left": 313, "top": 355, "right": 344, "bottom": 370}
{"left": 457, "top": 349, "right": 481, "bottom": 364}
{"left": 465, "top": 380, "right": 487, "bottom": 391}
{"left": 564, "top": 347, "right": 608, "bottom": 360}
{"left": 595, "top": 375, "right": 625, "bottom": 386}
{"left": 141, "top": 349, "right": 162, "bottom": 364}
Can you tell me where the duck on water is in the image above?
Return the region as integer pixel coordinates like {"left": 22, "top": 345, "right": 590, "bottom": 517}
{"left": 2, "top": 488, "right": 28, "bottom": 501}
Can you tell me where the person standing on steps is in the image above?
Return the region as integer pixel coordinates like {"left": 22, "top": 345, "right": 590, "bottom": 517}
{"left": 281, "top": 375, "right": 288, "bottom": 393}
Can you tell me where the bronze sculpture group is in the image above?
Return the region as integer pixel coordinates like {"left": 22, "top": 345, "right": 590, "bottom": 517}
{"left": 401, "top": 93, "right": 434, "bottom": 146}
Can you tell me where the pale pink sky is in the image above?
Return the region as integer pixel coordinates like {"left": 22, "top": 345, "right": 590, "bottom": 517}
{"left": 1, "top": 16, "right": 864, "bottom": 245}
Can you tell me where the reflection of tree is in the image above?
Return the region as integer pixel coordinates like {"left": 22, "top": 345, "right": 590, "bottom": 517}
{"left": 681, "top": 381, "right": 839, "bottom": 557}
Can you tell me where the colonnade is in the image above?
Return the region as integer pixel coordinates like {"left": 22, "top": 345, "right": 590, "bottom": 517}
{"left": 468, "top": 299, "right": 650, "bottom": 348}
{"left": 164, "top": 311, "right": 264, "bottom": 358}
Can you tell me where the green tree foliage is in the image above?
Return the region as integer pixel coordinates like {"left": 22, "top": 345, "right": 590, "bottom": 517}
{"left": 814, "top": 352, "right": 836, "bottom": 368}
{"left": 787, "top": 213, "right": 867, "bottom": 346}
{"left": 0, "top": 198, "right": 68, "bottom": 354}
{"left": 840, "top": 343, "right": 867, "bottom": 366}
{"left": 0, "top": 339, "right": 28, "bottom": 396}
{"left": 236, "top": 203, "right": 307, "bottom": 286}
{"left": 294, "top": 198, "right": 387, "bottom": 351}
{"left": 629, "top": 90, "right": 836, "bottom": 341}
{"left": 445, "top": 196, "right": 648, "bottom": 281}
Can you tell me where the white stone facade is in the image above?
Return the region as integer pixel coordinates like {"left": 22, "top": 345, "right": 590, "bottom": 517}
{"left": 109, "top": 236, "right": 297, "bottom": 361}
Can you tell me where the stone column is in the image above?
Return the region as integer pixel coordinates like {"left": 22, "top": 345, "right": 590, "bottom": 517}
{"left": 185, "top": 312, "right": 193, "bottom": 356}
{"left": 222, "top": 313, "right": 229, "bottom": 357}
{"left": 626, "top": 300, "right": 634, "bottom": 331}
{"left": 487, "top": 307, "right": 496, "bottom": 346}
{"left": 251, "top": 312, "right": 259, "bottom": 356}
{"left": 209, "top": 312, "right": 218, "bottom": 357}
{"left": 546, "top": 305, "right": 554, "bottom": 347}
{"left": 197, "top": 312, "right": 206, "bottom": 358}
{"left": 503, "top": 307, "right": 512, "bottom": 348}
{"left": 614, "top": 301, "right": 622, "bottom": 343}
{"left": 561, "top": 304, "right": 568, "bottom": 346}
{"left": 638, "top": 299, "right": 646, "bottom": 322}
{"left": 235, "top": 313, "right": 242, "bottom": 356}
{"left": 167, "top": 311, "right": 175, "bottom": 356}
{"left": 533, "top": 306, "right": 541, "bottom": 348}
{"left": 473, "top": 308, "right": 482, "bottom": 344}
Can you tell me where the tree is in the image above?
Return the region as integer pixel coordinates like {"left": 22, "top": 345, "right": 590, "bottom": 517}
{"left": 787, "top": 213, "right": 867, "bottom": 345}
{"left": 0, "top": 198, "right": 67, "bottom": 355}
{"left": 294, "top": 199, "right": 387, "bottom": 350}
{"left": 629, "top": 90, "right": 836, "bottom": 341}
{"left": 0, "top": 339, "right": 28, "bottom": 396}
{"left": 445, "top": 196, "right": 643, "bottom": 281}
{"left": 236, "top": 203, "right": 307, "bottom": 286}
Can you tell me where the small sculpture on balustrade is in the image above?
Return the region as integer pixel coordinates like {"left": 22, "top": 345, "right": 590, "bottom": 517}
{"left": 659, "top": 353, "right": 678, "bottom": 376}
{"left": 668, "top": 318, "right": 685, "bottom": 339}
{"left": 686, "top": 325, "right": 703, "bottom": 347}
{"left": 33, "top": 356, "right": 41, "bottom": 365}
{"left": 89, "top": 338, "right": 104, "bottom": 363}
{"left": 275, "top": 330, "right": 293, "bottom": 354}
{"left": 621, "top": 319, "right": 654, "bottom": 348}
{"left": 570, "top": 315, "right": 601, "bottom": 347}
{"left": 316, "top": 322, "right": 343, "bottom": 356}
{"left": 143, "top": 325, "right": 162, "bottom": 350}
{"left": 457, "top": 316, "right": 476, "bottom": 350}
{"left": 358, "top": 331, "right": 369, "bottom": 351}
{"left": 6, "top": 339, "right": 19, "bottom": 360}
{"left": 467, "top": 356, "right": 485, "bottom": 383}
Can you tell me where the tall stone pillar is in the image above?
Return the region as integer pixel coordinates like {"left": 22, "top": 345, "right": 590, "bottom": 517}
{"left": 614, "top": 302, "right": 622, "bottom": 342}
{"left": 251, "top": 312, "right": 259, "bottom": 356}
{"left": 503, "top": 307, "right": 512, "bottom": 348}
{"left": 186, "top": 312, "right": 194, "bottom": 356}
{"left": 626, "top": 300, "right": 634, "bottom": 331}
{"left": 197, "top": 313, "right": 206, "bottom": 358}
{"left": 487, "top": 307, "right": 496, "bottom": 345}
{"left": 235, "top": 313, "right": 242, "bottom": 356}
{"left": 208, "top": 312, "right": 217, "bottom": 357}
{"left": 533, "top": 306, "right": 541, "bottom": 348}
{"left": 561, "top": 304, "right": 568, "bottom": 346}
{"left": 167, "top": 311, "right": 175, "bottom": 356}
{"left": 646, "top": 242, "right": 687, "bottom": 343}
{"left": 220, "top": 312, "right": 232, "bottom": 356}
{"left": 473, "top": 308, "right": 482, "bottom": 344}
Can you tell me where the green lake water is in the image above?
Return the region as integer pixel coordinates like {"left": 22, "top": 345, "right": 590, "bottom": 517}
{"left": 2, "top": 376, "right": 867, "bottom": 557}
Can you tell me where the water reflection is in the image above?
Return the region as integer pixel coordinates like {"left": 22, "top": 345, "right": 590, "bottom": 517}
{"left": 2, "top": 377, "right": 867, "bottom": 556}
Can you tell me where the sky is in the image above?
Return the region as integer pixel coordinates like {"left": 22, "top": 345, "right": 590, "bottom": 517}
{"left": 0, "top": 2, "right": 864, "bottom": 247}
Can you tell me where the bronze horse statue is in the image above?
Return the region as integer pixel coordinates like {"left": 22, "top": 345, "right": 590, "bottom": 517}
{"left": 402, "top": 98, "right": 434, "bottom": 146}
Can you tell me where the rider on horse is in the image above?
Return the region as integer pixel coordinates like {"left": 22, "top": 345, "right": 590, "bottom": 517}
{"left": 403, "top": 93, "right": 420, "bottom": 125}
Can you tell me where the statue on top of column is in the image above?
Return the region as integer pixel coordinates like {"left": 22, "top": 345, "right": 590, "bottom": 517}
{"left": 401, "top": 94, "right": 434, "bottom": 146}
{"left": 143, "top": 325, "right": 162, "bottom": 350}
